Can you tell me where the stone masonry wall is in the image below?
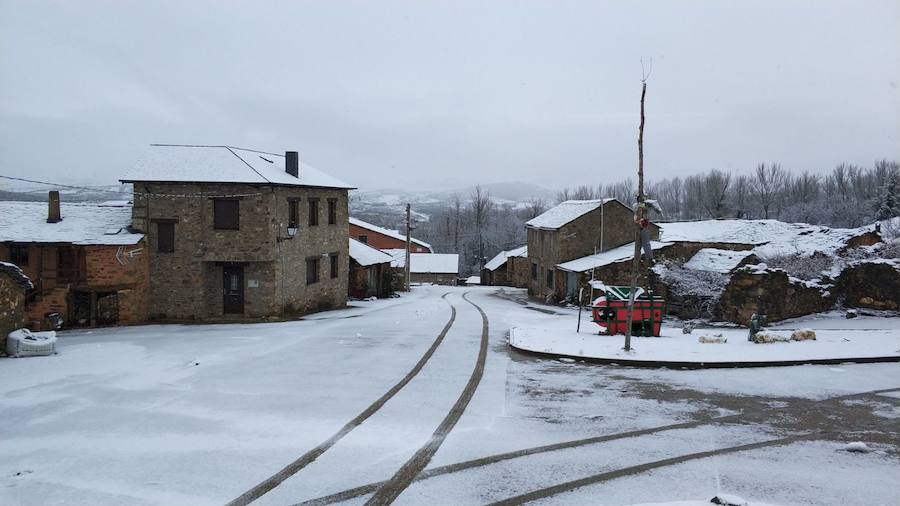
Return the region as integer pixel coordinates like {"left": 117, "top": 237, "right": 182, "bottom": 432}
{"left": 132, "top": 182, "right": 348, "bottom": 320}
{"left": 0, "top": 275, "right": 27, "bottom": 352}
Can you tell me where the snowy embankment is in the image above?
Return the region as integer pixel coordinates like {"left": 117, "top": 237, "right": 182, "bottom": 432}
{"left": 509, "top": 313, "right": 900, "bottom": 366}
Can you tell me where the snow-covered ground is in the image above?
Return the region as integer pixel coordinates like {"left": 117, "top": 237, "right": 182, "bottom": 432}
{"left": 510, "top": 311, "right": 900, "bottom": 365}
{"left": 2, "top": 287, "right": 898, "bottom": 506}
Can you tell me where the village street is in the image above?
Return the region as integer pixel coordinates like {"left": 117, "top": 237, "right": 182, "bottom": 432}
{"left": 1, "top": 286, "right": 899, "bottom": 506}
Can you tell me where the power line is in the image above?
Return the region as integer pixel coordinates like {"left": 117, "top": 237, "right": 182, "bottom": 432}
{"left": 0, "top": 174, "right": 125, "bottom": 194}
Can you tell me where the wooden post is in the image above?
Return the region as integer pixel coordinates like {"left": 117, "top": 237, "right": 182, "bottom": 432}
{"left": 405, "top": 203, "right": 411, "bottom": 292}
{"left": 624, "top": 73, "right": 649, "bottom": 352}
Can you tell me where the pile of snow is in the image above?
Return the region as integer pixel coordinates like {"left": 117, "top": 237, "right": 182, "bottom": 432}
{"left": 0, "top": 201, "right": 142, "bottom": 245}
{"left": 683, "top": 249, "right": 756, "bottom": 273}
{"left": 348, "top": 238, "right": 394, "bottom": 267}
{"left": 841, "top": 441, "right": 872, "bottom": 453}
{"left": 484, "top": 245, "right": 527, "bottom": 271}
{"left": 124, "top": 144, "right": 353, "bottom": 189}
{"left": 660, "top": 219, "right": 876, "bottom": 257}
{"left": 526, "top": 198, "right": 616, "bottom": 230}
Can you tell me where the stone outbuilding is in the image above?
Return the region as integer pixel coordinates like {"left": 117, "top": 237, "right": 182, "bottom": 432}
{"left": 0, "top": 195, "right": 148, "bottom": 330}
{"left": 526, "top": 199, "right": 660, "bottom": 301}
{"left": 481, "top": 245, "right": 527, "bottom": 287}
{"left": 348, "top": 238, "right": 394, "bottom": 298}
{"left": 0, "top": 261, "right": 33, "bottom": 352}
{"left": 718, "top": 266, "right": 834, "bottom": 324}
{"left": 836, "top": 259, "right": 900, "bottom": 310}
{"left": 388, "top": 252, "right": 459, "bottom": 285}
{"left": 121, "top": 144, "right": 354, "bottom": 320}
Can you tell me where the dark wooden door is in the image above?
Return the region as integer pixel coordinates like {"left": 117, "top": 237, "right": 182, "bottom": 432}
{"left": 223, "top": 265, "right": 244, "bottom": 314}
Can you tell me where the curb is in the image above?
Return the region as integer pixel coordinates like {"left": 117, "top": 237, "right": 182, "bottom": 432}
{"left": 508, "top": 344, "right": 900, "bottom": 369}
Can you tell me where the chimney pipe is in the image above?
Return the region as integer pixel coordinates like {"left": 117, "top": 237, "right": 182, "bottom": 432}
{"left": 285, "top": 151, "right": 299, "bottom": 178}
{"left": 47, "top": 190, "right": 62, "bottom": 223}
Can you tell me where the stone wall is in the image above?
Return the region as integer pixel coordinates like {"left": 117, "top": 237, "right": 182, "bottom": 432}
{"left": 719, "top": 267, "right": 834, "bottom": 324}
{"left": 0, "top": 263, "right": 31, "bottom": 353}
{"left": 835, "top": 260, "right": 900, "bottom": 310}
{"left": 132, "top": 182, "right": 348, "bottom": 320}
{"left": 411, "top": 272, "right": 457, "bottom": 285}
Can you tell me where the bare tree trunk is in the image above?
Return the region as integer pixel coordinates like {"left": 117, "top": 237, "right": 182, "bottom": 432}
{"left": 624, "top": 78, "right": 648, "bottom": 352}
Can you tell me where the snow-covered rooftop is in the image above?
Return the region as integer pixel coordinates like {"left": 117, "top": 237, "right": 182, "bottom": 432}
{"left": 526, "top": 199, "right": 616, "bottom": 230}
{"left": 411, "top": 253, "right": 459, "bottom": 274}
{"left": 683, "top": 248, "right": 756, "bottom": 273}
{"left": 483, "top": 245, "right": 527, "bottom": 271}
{"left": 122, "top": 144, "right": 354, "bottom": 189}
{"left": 556, "top": 241, "right": 674, "bottom": 273}
{"left": 349, "top": 217, "right": 432, "bottom": 251}
{"left": 348, "top": 238, "right": 394, "bottom": 267}
{"left": 659, "top": 219, "right": 876, "bottom": 257}
{"left": 0, "top": 201, "right": 143, "bottom": 246}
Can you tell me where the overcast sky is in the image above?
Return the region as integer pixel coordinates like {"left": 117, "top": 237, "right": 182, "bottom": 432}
{"left": 1, "top": 1, "right": 898, "bottom": 191}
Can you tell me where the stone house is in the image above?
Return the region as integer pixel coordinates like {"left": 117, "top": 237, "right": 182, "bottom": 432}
{"left": 348, "top": 238, "right": 394, "bottom": 298}
{"left": 526, "top": 199, "right": 660, "bottom": 301}
{"left": 481, "top": 246, "right": 528, "bottom": 287}
{"left": 349, "top": 217, "right": 432, "bottom": 253}
{"left": 1, "top": 261, "right": 33, "bottom": 352}
{"left": 388, "top": 252, "right": 459, "bottom": 285}
{"left": 121, "top": 144, "right": 353, "bottom": 320}
{"left": 0, "top": 195, "right": 148, "bottom": 330}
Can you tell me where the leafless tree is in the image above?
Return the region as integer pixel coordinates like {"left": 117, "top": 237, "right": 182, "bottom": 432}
{"left": 522, "top": 197, "right": 548, "bottom": 220}
{"left": 470, "top": 185, "right": 494, "bottom": 271}
{"left": 751, "top": 163, "right": 787, "bottom": 219}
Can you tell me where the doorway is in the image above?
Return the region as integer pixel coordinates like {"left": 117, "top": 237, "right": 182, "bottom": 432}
{"left": 223, "top": 265, "right": 244, "bottom": 314}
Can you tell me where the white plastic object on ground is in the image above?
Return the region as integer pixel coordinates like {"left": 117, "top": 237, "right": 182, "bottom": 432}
{"left": 6, "top": 329, "right": 58, "bottom": 357}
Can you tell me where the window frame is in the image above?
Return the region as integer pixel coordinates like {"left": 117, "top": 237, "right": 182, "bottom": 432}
{"left": 546, "top": 267, "right": 554, "bottom": 288}
{"left": 308, "top": 199, "right": 319, "bottom": 227}
{"left": 9, "top": 244, "right": 29, "bottom": 266}
{"left": 327, "top": 199, "right": 338, "bottom": 225}
{"left": 531, "top": 262, "right": 538, "bottom": 280}
{"left": 306, "top": 256, "right": 320, "bottom": 285}
{"left": 358, "top": 235, "right": 368, "bottom": 244}
{"left": 156, "top": 221, "right": 175, "bottom": 253}
{"left": 288, "top": 199, "right": 300, "bottom": 229}
{"left": 213, "top": 198, "right": 240, "bottom": 230}
{"left": 329, "top": 252, "right": 339, "bottom": 279}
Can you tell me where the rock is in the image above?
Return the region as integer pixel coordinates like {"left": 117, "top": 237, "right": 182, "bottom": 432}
{"left": 836, "top": 260, "right": 900, "bottom": 310}
{"left": 710, "top": 494, "right": 748, "bottom": 506}
{"left": 682, "top": 322, "right": 694, "bottom": 334}
{"left": 846, "top": 309, "right": 858, "bottom": 319}
{"left": 791, "top": 329, "right": 817, "bottom": 341}
{"left": 842, "top": 441, "right": 872, "bottom": 453}
{"left": 720, "top": 267, "right": 834, "bottom": 325}
{"left": 698, "top": 334, "right": 727, "bottom": 344}
{"left": 752, "top": 331, "right": 791, "bottom": 343}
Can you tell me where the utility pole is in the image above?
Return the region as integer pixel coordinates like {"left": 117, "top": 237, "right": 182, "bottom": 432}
{"left": 405, "top": 203, "right": 412, "bottom": 292}
{"left": 624, "top": 60, "right": 651, "bottom": 352}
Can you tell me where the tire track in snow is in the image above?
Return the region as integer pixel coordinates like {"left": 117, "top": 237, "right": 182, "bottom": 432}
{"left": 486, "top": 433, "right": 816, "bottom": 505}
{"left": 226, "top": 293, "right": 458, "bottom": 506}
{"left": 362, "top": 291, "right": 490, "bottom": 506}
{"left": 295, "top": 386, "right": 900, "bottom": 505}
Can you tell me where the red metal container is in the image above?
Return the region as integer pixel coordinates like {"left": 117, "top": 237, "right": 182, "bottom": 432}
{"left": 591, "top": 286, "right": 664, "bottom": 337}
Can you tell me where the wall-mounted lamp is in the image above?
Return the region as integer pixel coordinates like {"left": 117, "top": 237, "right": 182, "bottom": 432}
{"left": 278, "top": 225, "right": 299, "bottom": 242}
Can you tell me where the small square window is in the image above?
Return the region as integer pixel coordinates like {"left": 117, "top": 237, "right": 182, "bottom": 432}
{"left": 157, "top": 222, "right": 175, "bottom": 253}
{"left": 531, "top": 262, "right": 538, "bottom": 280}
{"left": 214, "top": 199, "right": 239, "bottom": 230}
{"left": 306, "top": 257, "right": 320, "bottom": 285}
{"left": 308, "top": 200, "right": 319, "bottom": 227}
{"left": 358, "top": 235, "right": 368, "bottom": 244}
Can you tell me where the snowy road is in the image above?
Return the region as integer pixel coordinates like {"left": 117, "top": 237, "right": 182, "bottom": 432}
{"left": 1, "top": 286, "right": 899, "bottom": 505}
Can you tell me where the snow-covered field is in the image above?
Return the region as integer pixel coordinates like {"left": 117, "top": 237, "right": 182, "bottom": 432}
{"left": 510, "top": 311, "right": 900, "bottom": 365}
{"left": 2, "top": 287, "right": 898, "bottom": 506}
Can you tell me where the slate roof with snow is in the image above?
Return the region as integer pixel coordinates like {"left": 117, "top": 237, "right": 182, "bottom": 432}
{"left": 526, "top": 199, "right": 616, "bottom": 230}
{"left": 683, "top": 248, "right": 756, "bottom": 273}
{"left": 0, "top": 201, "right": 143, "bottom": 245}
{"left": 483, "top": 245, "right": 527, "bottom": 271}
{"left": 556, "top": 241, "right": 674, "bottom": 273}
{"left": 349, "top": 217, "right": 432, "bottom": 251}
{"left": 122, "top": 144, "right": 354, "bottom": 189}
{"left": 659, "top": 219, "right": 877, "bottom": 257}
{"left": 382, "top": 248, "right": 407, "bottom": 268}
{"left": 348, "top": 238, "right": 394, "bottom": 267}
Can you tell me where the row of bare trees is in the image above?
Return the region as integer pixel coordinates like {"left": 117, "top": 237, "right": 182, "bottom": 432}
{"left": 556, "top": 160, "right": 899, "bottom": 228}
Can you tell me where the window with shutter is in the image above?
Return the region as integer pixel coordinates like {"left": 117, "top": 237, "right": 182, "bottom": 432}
{"left": 214, "top": 199, "right": 239, "bottom": 230}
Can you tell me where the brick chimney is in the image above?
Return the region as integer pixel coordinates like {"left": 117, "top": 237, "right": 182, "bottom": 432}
{"left": 285, "top": 151, "right": 299, "bottom": 178}
{"left": 47, "top": 190, "right": 62, "bottom": 223}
